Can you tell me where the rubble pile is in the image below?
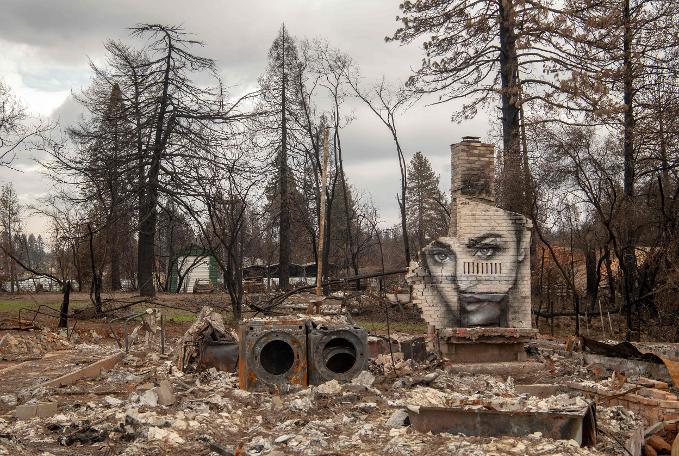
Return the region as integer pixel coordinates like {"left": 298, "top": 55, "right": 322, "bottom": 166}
{"left": 3, "top": 315, "right": 678, "bottom": 455}
{"left": 0, "top": 329, "right": 72, "bottom": 360}
{"left": 0, "top": 335, "right": 638, "bottom": 456}
{"left": 173, "top": 306, "right": 238, "bottom": 373}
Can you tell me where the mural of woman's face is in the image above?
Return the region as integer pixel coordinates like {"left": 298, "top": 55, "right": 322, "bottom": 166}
{"left": 420, "top": 205, "right": 528, "bottom": 326}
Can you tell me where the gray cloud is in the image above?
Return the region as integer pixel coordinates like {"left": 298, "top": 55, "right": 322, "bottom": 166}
{"left": 0, "top": 0, "right": 493, "bottom": 237}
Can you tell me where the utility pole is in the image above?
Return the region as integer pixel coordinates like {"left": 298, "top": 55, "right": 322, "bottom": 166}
{"left": 316, "top": 127, "right": 330, "bottom": 296}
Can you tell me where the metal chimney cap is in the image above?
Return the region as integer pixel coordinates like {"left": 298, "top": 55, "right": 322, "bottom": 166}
{"left": 461, "top": 136, "right": 481, "bottom": 142}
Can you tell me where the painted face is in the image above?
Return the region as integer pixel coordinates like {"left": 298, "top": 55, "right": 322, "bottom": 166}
{"left": 419, "top": 205, "right": 527, "bottom": 327}
{"left": 454, "top": 208, "right": 522, "bottom": 295}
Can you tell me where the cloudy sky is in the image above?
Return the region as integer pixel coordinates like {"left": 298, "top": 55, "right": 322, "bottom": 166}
{"left": 0, "top": 0, "right": 491, "bottom": 240}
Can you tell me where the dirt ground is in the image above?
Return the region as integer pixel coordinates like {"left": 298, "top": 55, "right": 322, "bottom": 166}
{"left": 0, "top": 291, "right": 431, "bottom": 353}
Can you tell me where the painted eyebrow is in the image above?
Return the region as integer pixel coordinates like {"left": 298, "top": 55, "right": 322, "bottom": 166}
{"left": 466, "top": 233, "right": 503, "bottom": 248}
{"left": 428, "top": 241, "right": 453, "bottom": 251}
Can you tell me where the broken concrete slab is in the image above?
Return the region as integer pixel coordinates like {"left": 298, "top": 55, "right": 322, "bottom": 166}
{"left": 315, "top": 380, "right": 342, "bottom": 395}
{"left": 156, "top": 380, "right": 176, "bottom": 406}
{"left": 139, "top": 389, "right": 159, "bottom": 407}
{"left": 147, "top": 426, "right": 185, "bottom": 445}
{"left": 15, "top": 401, "right": 58, "bottom": 420}
{"left": 351, "top": 371, "right": 375, "bottom": 388}
{"left": 445, "top": 361, "right": 546, "bottom": 382}
{"left": 39, "top": 352, "right": 125, "bottom": 388}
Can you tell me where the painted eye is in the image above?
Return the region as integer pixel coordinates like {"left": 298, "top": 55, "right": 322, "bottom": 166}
{"left": 474, "top": 247, "right": 496, "bottom": 259}
{"left": 466, "top": 235, "right": 504, "bottom": 261}
{"left": 434, "top": 252, "right": 451, "bottom": 263}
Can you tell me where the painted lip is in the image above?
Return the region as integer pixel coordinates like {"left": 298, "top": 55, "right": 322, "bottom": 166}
{"left": 459, "top": 293, "right": 506, "bottom": 303}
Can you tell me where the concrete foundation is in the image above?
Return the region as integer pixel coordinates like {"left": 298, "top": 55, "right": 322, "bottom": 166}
{"left": 433, "top": 327, "right": 538, "bottom": 363}
{"left": 439, "top": 342, "right": 527, "bottom": 363}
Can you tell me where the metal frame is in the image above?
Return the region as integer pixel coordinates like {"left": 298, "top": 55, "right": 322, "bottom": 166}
{"left": 107, "top": 312, "right": 165, "bottom": 354}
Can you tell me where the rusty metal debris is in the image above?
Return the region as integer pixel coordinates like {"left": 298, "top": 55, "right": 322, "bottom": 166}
{"left": 307, "top": 320, "right": 367, "bottom": 385}
{"left": 175, "top": 306, "right": 237, "bottom": 373}
{"left": 108, "top": 309, "right": 165, "bottom": 353}
{"left": 582, "top": 337, "right": 679, "bottom": 388}
{"left": 407, "top": 403, "right": 598, "bottom": 447}
{"left": 239, "top": 319, "right": 308, "bottom": 391}
{"left": 237, "top": 317, "right": 369, "bottom": 391}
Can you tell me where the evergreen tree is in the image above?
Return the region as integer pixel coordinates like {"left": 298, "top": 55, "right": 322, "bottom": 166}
{"left": 72, "top": 83, "right": 134, "bottom": 291}
{"left": 258, "top": 24, "right": 304, "bottom": 289}
{"left": 406, "top": 152, "right": 449, "bottom": 255}
{"left": 262, "top": 166, "right": 314, "bottom": 269}
{"left": 0, "top": 184, "right": 21, "bottom": 291}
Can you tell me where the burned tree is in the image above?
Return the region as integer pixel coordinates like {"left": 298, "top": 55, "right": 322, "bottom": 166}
{"left": 45, "top": 24, "right": 252, "bottom": 297}
{"left": 257, "top": 25, "right": 306, "bottom": 290}
{"left": 345, "top": 76, "right": 414, "bottom": 266}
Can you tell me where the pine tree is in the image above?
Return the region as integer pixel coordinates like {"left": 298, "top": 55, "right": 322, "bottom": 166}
{"left": 406, "top": 152, "right": 449, "bottom": 255}
{"left": 0, "top": 184, "right": 21, "bottom": 292}
{"left": 258, "top": 24, "right": 304, "bottom": 289}
{"left": 262, "top": 166, "right": 314, "bottom": 269}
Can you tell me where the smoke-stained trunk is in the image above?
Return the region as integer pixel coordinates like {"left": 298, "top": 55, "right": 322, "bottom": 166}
{"left": 498, "top": 0, "right": 524, "bottom": 215}
{"left": 278, "top": 28, "right": 291, "bottom": 290}
{"left": 58, "top": 281, "right": 71, "bottom": 328}
{"left": 138, "top": 32, "right": 173, "bottom": 297}
{"left": 110, "top": 247, "right": 121, "bottom": 291}
{"left": 621, "top": 0, "right": 638, "bottom": 340}
{"left": 396, "top": 139, "right": 410, "bottom": 265}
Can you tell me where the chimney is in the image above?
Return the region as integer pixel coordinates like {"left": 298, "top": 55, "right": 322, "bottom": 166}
{"left": 450, "top": 136, "right": 495, "bottom": 202}
{"left": 449, "top": 137, "right": 496, "bottom": 235}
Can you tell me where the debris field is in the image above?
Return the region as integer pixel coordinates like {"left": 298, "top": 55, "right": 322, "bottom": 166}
{"left": 1, "top": 304, "right": 677, "bottom": 456}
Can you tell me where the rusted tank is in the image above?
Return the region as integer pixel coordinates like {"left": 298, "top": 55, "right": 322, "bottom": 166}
{"left": 238, "top": 319, "right": 308, "bottom": 391}
{"left": 197, "top": 340, "right": 239, "bottom": 372}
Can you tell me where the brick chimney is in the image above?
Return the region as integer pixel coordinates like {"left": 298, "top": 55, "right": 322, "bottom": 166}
{"left": 449, "top": 136, "right": 496, "bottom": 235}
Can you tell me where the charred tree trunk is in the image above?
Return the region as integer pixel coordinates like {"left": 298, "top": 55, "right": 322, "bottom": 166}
{"left": 138, "top": 34, "right": 173, "bottom": 298}
{"left": 58, "top": 281, "right": 72, "bottom": 329}
{"left": 71, "top": 243, "right": 83, "bottom": 292}
{"left": 227, "top": 233, "right": 245, "bottom": 320}
{"left": 604, "top": 244, "right": 616, "bottom": 305}
{"left": 7, "top": 221, "right": 15, "bottom": 293}
{"left": 621, "top": 0, "right": 638, "bottom": 340}
{"left": 110, "top": 246, "right": 122, "bottom": 291}
{"left": 138, "top": 196, "right": 157, "bottom": 297}
{"left": 88, "top": 224, "right": 102, "bottom": 314}
{"left": 498, "top": 0, "right": 524, "bottom": 215}
{"left": 396, "top": 140, "right": 411, "bottom": 265}
{"left": 278, "top": 27, "right": 291, "bottom": 290}
{"left": 322, "top": 194, "right": 333, "bottom": 292}
{"left": 585, "top": 245, "right": 598, "bottom": 313}
{"left": 336, "top": 130, "right": 359, "bottom": 281}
